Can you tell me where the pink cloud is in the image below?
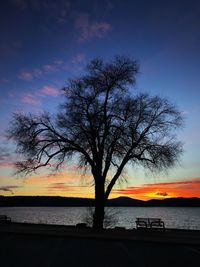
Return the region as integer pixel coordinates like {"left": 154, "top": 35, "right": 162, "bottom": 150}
{"left": 75, "top": 14, "right": 111, "bottom": 42}
{"left": 20, "top": 85, "right": 59, "bottom": 106}
{"left": 18, "top": 59, "right": 65, "bottom": 81}
{"left": 21, "top": 93, "right": 41, "bottom": 105}
{"left": 40, "top": 85, "right": 59, "bottom": 97}
{"left": 0, "top": 161, "right": 15, "bottom": 168}
{"left": 0, "top": 151, "right": 18, "bottom": 168}
{"left": 18, "top": 68, "right": 43, "bottom": 81}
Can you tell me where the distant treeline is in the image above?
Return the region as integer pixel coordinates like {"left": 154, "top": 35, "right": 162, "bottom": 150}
{"left": 0, "top": 196, "right": 94, "bottom": 207}
{"left": 0, "top": 196, "right": 200, "bottom": 207}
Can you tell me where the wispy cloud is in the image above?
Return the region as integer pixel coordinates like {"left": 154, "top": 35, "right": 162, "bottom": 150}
{"left": 146, "top": 179, "right": 200, "bottom": 186}
{"left": 43, "top": 64, "right": 58, "bottom": 72}
{"left": 75, "top": 13, "right": 111, "bottom": 42}
{"left": 71, "top": 53, "right": 86, "bottom": 65}
{"left": 40, "top": 85, "right": 59, "bottom": 97}
{"left": 48, "top": 182, "right": 72, "bottom": 191}
{"left": 46, "top": 182, "right": 93, "bottom": 197}
{"left": 0, "top": 148, "right": 17, "bottom": 168}
{"left": 18, "top": 60, "right": 64, "bottom": 81}
{"left": 18, "top": 68, "right": 43, "bottom": 81}
{"left": 156, "top": 191, "right": 168, "bottom": 197}
{"left": 0, "top": 78, "right": 9, "bottom": 83}
{"left": 20, "top": 84, "right": 59, "bottom": 106}
{"left": 17, "top": 53, "right": 88, "bottom": 82}
{"left": 0, "top": 185, "right": 21, "bottom": 194}
{"left": 26, "top": 169, "right": 91, "bottom": 185}
{"left": 18, "top": 71, "right": 34, "bottom": 81}
{"left": 21, "top": 93, "right": 41, "bottom": 105}
{"left": 68, "top": 53, "right": 86, "bottom": 73}
{"left": 0, "top": 150, "right": 10, "bottom": 161}
{"left": 47, "top": 183, "right": 90, "bottom": 195}
{"left": 54, "top": 59, "right": 64, "bottom": 65}
{"left": 26, "top": 173, "right": 69, "bottom": 185}
{"left": 181, "top": 111, "right": 190, "bottom": 116}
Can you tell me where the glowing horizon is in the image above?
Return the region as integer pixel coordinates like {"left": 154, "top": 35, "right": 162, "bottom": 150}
{"left": 1, "top": 170, "right": 200, "bottom": 201}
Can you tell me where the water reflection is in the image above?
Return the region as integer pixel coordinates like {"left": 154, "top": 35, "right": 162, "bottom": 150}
{"left": 0, "top": 207, "right": 200, "bottom": 230}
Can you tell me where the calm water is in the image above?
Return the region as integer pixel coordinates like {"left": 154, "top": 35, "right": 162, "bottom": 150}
{"left": 0, "top": 207, "right": 200, "bottom": 230}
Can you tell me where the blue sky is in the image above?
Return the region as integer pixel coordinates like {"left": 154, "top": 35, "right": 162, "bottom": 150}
{"left": 0, "top": 0, "right": 200, "bottom": 199}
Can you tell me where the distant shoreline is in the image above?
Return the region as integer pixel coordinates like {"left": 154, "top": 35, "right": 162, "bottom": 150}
{"left": 0, "top": 196, "right": 200, "bottom": 207}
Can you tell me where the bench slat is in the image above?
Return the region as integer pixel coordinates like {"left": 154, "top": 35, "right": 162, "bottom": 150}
{"left": 136, "top": 217, "right": 165, "bottom": 229}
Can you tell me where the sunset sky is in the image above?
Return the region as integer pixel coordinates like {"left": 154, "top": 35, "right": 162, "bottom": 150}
{"left": 0, "top": 0, "right": 200, "bottom": 201}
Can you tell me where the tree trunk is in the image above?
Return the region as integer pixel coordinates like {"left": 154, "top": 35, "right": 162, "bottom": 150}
{"left": 93, "top": 180, "right": 105, "bottom": 229}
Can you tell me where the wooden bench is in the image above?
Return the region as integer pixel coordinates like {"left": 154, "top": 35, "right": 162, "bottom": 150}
{"left": 0, "top": 215, "right": 11, "bottom": 223}
{"left": 136, "top": 217, "right": 165, "bottom": 230}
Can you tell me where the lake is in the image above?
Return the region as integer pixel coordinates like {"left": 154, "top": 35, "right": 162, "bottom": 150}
{"left": 0, "top": 206, "right": 200, "bottom": 230}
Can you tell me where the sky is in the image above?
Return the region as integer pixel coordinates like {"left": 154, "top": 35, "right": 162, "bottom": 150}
{"left": 0, "top": 0, "right": 200, "bottom": 200}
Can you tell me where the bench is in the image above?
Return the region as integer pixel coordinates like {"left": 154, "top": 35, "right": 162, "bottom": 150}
{"left": 136, "top": 217, "right": 165, "bottom": 230}
{"left": 0, "top": 215, "right": 11, "bottom": 223}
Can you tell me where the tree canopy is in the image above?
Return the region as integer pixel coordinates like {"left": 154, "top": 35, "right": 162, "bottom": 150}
{"left": 8, "top": 56, "right": 183, "bottom": 228}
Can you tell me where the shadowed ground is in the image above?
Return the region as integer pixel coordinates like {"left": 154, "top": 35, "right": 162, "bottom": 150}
{"left": 0, "top": 223, "right": 200, "bottom": 267}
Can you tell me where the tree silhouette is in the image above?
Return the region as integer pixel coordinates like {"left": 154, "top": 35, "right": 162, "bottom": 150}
{"left": 8, "top": 56, "right": 183, "bottom": 229}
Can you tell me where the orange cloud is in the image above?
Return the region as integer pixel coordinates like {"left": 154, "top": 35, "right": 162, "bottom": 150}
{"left": 45, "top": 182, "right": 93, "bottom": 198}
{"left": 22, "top": 171, "right": 93, "bottom": 198}
{"left": 48, "top": 182, "right": 91, "bottom": 192}
{"left": 111, "top": 178, "right": 200, "bottom": 200}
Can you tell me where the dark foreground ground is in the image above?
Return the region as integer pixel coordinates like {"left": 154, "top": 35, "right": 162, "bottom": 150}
{"left": 0, "top": 223, "right": 200, "bottom": 267}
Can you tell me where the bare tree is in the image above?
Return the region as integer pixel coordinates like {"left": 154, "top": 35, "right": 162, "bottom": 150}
{"left": 7, "top": 56, "right": 183, "bottom": 229}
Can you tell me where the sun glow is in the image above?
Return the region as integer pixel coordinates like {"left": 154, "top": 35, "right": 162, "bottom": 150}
{"left": 111, "top": 178, "right": 200, "bottom": 200}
